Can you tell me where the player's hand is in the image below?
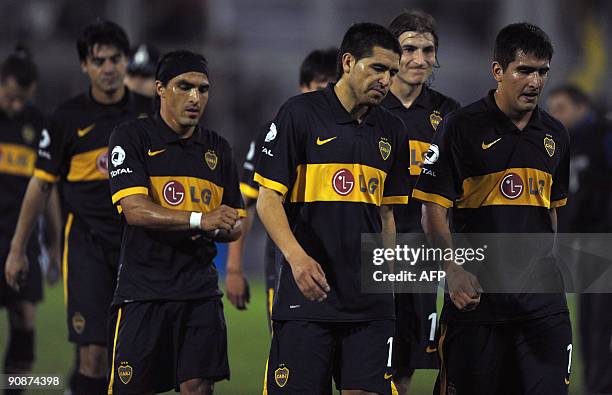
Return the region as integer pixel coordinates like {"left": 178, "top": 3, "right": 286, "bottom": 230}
{"left": 201, "top": 205, "right": 239, "bottom": 232}
{"left": 446, "top": 264, "right": 483, "bottom": 311}
{"left": 225, "top": 270, "right": 250, "bottom": 310}
{"left": 5, "top": 248, "right": 29, "bottom": 291}
{"left": 45, "top": 246, "right": 62, "bottom": 286}
{"left": 287, "top": 252, "right": 330, "bottom": 302}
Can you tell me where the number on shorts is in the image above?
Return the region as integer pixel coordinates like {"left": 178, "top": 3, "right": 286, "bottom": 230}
{"left": 387, "top": 337, "right": 393, "bottom": 367}
{"left": 428, "top": 312, "right": 437, "bottom": 342}
{"left": 566, "top": 344, "right": 573, "bottom": 374}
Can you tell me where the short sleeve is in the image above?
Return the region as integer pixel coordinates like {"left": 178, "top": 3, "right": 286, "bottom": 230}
{"left": 219, "top": 140, "right": 246, "bottom": 217}
{"left": 33, "top": 112, "right": 66, "bottom": 183}
{"left": 382, "top": 128, "right": 411, "bottom": 205}
{"left": 254, "top": 104, "right": 302, "bottom": 198}
{"left": 412, "top": 117, "right": 462, "bottom": 208}
{"left": 108, "top": 125, "right": 149, "bottom": 206}
{"left": 550, "top": 133, "right": 570, "bottom": 208}
{"left": 239, "top": 137, "right": 260, "bottom": 201}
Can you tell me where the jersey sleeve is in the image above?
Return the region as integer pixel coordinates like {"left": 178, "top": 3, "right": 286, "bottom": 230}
{"left": 382, "top": 126, "right": 411, "bottom": 205}
{"left": 412, "top": 117, "right": 463, "bottom": 208}
{"left": 33, "top": 111, "right": 66, "bottom": 183}
{"left": 239, "top": 138, "right": 260, "bottom": 201}
{"left": 550, "top": 131, "right": 570, "bottom": 208}
{"left": 254, "top": 103, "right": 303, "bottom": 198}
{"left": 219, "top": 140, "right": 246, "bottom": 218}
{"left": 108, "top": 125, "right": 149, "bottom": 208}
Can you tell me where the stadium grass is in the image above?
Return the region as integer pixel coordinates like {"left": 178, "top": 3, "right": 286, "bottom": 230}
{"left": 0, "top": 282, "right": 584, "bottom": 394}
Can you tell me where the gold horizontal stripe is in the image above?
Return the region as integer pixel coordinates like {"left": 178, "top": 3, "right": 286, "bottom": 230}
{"left": 67, "top": 147, "right": 108, "bottom": 182}
{"left": 33, "top": 168, "right": 59, "bottom": 183}
{"left": 550, "top": 198, "right": 567, "bottom": 208}
{"left": 254, "top": 172, "right": 289, "bottom": 197}
{"left": 240, "top": 182, "right": 259, "bottom": 199}
{"left": 0, "top": 143, "right": 36, "bottom": 177}
{"left": 237, "top": 208, "right": 247, "bottom": 218}
{"left": 409, "top": 140, "right": 432, "bottom": 176}
{"left": 290, "top": 163, "right": 387, "bottom": 205}
{"left": 111, "top": 186, "right": 149, "bottom": 204}
{"left": 149, "top": 176, "right": 224, "bottom": 212}
{"left": 457, "top": 167, "right": 552, "bottom": 209}
{"left": 412, "top": 189, "right": 454, "bottom": 208}
{"left": 381, "top": 195, "right": 409, "bottom": 205}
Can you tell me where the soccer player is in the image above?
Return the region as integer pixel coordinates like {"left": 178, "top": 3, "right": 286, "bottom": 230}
{"left": 226, "top": 47, "right": 337, "bottom": 323}
{"left": 107, "top": 50, "right": 245, "bottom": 395}
{"left": 547, "top": 85, "right": 612, "bottom": 395}
{"left": 0, "top": 47, "right": 56, "bottom": 394}
{"left": 413, "top": 23, "right": 571, "bottom": 394}
{"left": 383, "top": 11, "right": 459, "bottom": 394}
{"left": 256, "top": 23, "right": 411, "bottom": 394}
{"left": 124, "top": 43, "right": 159, "bottom": 98}
{"left": 5, "top": 20, "right": 150, "bottom": 394}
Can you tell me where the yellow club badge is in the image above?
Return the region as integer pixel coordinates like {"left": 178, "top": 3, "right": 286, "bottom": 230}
{"left": 274, "top": 365, "right": 289, "bottom": 387}
{"left": 544, "top": 134, "right": 555, "bottom": 157}
{"left": 22, "top": 124, "right": 35, "bottom": 144}
{"left": 379, "top": 138, "right": 391, "bottom": 161}
{"left": 118, "top": 362, "right": 133, "bottom": 384}
{"left": 72, "top": 312, "right": 86, "bottom": 335}
{"left": 205, "top": 150, "right": 218, "bottom": 170}
{"left": 430, "top": 110, "right": 443, "bottom": 130}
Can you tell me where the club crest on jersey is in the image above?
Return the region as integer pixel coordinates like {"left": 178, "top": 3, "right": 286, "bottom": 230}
{"left": 274, "top": 365, "right": 289, "bottom": 387}
{"left": 379, "top": 138, "right": 391, "bottom": 161}
{"left": 118, "top": 362, "right": 133, "bottom": 384}
{"left": 544, "top": 135, "right": 555, "bottom": 157}
{"left": 22, "top": 124, "right": 35, "bottom": 144}
{"left": 429, "top": 110, "right": 443, "bottom": 130}
{"left": 205, "top": 150, "right": 218, "bottom": 170}
{"left": 72, "top": 312, "right": 86, "bottom": 334}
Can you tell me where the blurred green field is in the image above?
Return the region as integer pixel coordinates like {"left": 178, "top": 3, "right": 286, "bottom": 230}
{"left": 0, "top": 282, "right": 585, "bottom": 394}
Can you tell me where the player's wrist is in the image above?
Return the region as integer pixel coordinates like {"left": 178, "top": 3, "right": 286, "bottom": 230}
{"left": 190, "top": 212, "right": 203, "bottom": 230}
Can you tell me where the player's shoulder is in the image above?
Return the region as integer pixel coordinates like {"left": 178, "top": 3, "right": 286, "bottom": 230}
{"left": 22, "top": 103, "right": 45, "bottom": 124}
{"left": 538, "top": 107, "right": 569, "bottom": 142}
{"left": 52, "top": 92, "right": 90, "bottom": 116}
{"left": 128, "top": 91, "right": 154, "bottom": 115}
{"left": 111, "top": 116, "right": 152, "bottom": 144}
{"left": 280, "top": 90, "right": 324, "bottom": 114}
{"left": 426, "top": 87, "right": 461, "bottom": 112}
{"left": 197, "top": 127, "right": 232, "bottom": 153}
{"left": 376, "top": 104, "right": 407, "bottom": 130}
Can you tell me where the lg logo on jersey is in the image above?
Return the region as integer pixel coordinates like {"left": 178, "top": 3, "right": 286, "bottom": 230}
{"left": 331, "top": 169, "right": 379, "bottom": 196}
{"left": 500, "top": 173, "right": 545, "bottom": 199}
{"left": 162, "top": 180, "right": 214, "bottom": 206}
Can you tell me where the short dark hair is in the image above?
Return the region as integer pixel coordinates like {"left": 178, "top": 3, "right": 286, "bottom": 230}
{"left": 337, "top": 22, "right": 401, "bottom": 77}
{"left": 494, "top": 22, "right": 553, "bottom": 70}
{"left": 76, "top": 20, "right": 130, "bottom": 61}
{"left": 388, "top": 10, "right": 439, "bottom": 50}
{"left": 299, "top": 47, "right": 338, "bottom": 86}
{"left": 548, "top": 84, "right": 591, "bottom": 107}
{"left": 1, "top": 45, "right": 38, "bottom": 87}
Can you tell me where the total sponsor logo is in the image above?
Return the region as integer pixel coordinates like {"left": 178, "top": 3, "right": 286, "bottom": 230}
{"left": 331, "top": 168, "right": 379, "bottom": 196}
{"left": 162, "top": 180, "right": 215, "bottom": 206}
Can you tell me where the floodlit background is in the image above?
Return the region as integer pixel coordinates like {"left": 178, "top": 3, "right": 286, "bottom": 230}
{"left": 0, "top": 0, "right": 610, "bottom": 393}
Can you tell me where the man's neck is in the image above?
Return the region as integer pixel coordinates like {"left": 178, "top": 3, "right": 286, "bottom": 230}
{"left": 160, "top": 108, "right": 195, "bottom": 139}
{"left": 390, "top": 81, "right": 423, "bottom": 109}
{"left": 334, "top": 80, "right": 368, "bottom": 122}
{"left": 494, "top": 89, "right": 533, "bottom": 131}
{"left": 91, "top": 85, "right": 125, "bottom": 105}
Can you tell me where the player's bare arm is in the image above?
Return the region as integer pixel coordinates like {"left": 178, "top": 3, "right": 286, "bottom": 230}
{"left": 256, "top": 186, "right": 330, "bottom": 302}
{"left": 119, "top": 193, "right": 241, "bottom": 241}
{"left": 549, "top": 208, "right": 557, "bottom": 233}
{"left": 5, "top": 177, "right": 55, "bottom": 290}
{"left": 422, "top": 201, "right": 482, "bottom": 311}
{"left": 42, "top": 185, "right": 63, "bottom": 284}
{"left": 225, "top": 194, "right": 253, "bottom": 310}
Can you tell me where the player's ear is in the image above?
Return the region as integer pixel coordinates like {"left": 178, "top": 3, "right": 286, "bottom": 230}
{"left": 341, "top": 53, "right": 355, "bottom": 75}
{"left": 492, "top": 61, "right": 503, "bottom": 83}
{"left": 80, "top": 61, "right": 88, "bottom": 74}
{"left": 155, "top": 81, "right": 165, "bottom": 98}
